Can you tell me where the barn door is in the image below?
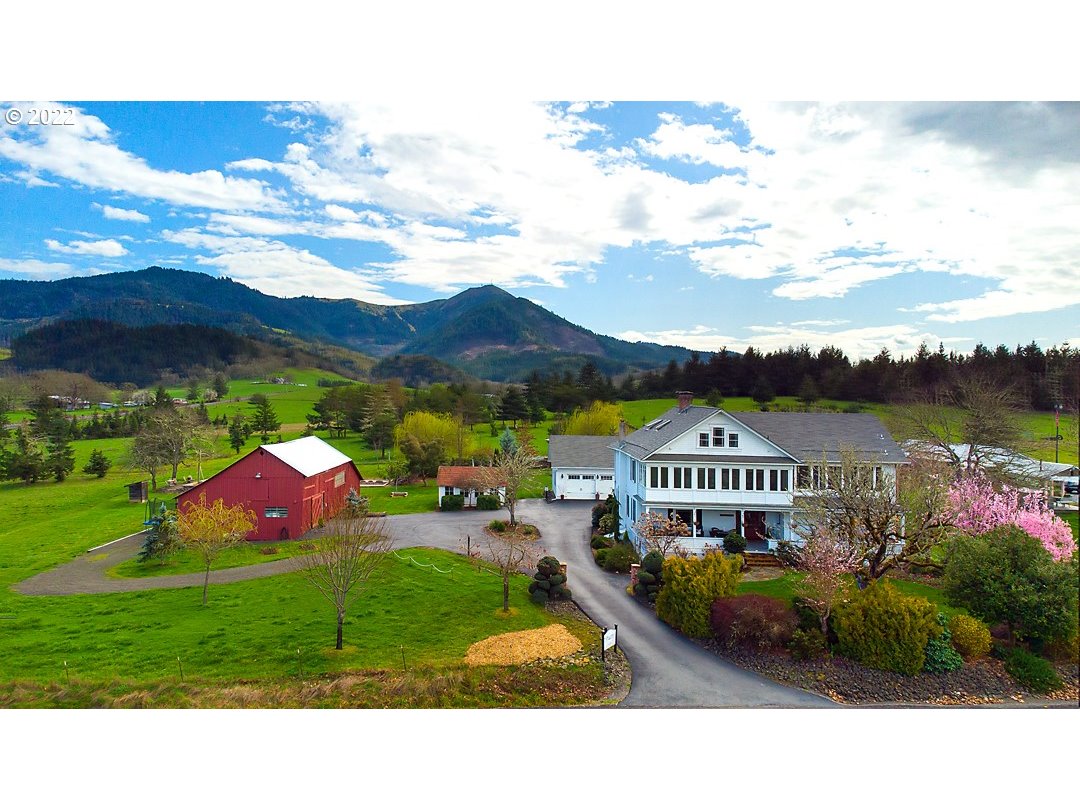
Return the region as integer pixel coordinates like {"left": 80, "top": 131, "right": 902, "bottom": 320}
{"left": 311, "top": 493, "right": 324, "bottom": 527}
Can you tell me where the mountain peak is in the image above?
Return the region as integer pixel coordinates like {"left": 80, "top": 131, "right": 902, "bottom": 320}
{"left": 448, "top": 284, "right": 515, "bottom": 303}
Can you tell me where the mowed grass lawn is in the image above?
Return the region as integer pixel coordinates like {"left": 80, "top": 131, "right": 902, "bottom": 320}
{"left": 0, "top": 548, "right": 565, "bottom": 685}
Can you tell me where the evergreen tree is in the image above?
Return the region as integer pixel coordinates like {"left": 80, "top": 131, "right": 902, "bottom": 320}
{"left": 228, "top": 413, "right": 249, "bottom": 454}
{"left": 82, "top": 448, "right": 112, "bottom": 478}
{"left": 751, "top": 378, "right": 775, "bottom": 407}
{"left": 1, "top": 428, "right": 46, "bottom": 483}
{"left": 212, "top": 373, "right": 230, "bottom": 398}
{"left": 45, "top": 434, "right": 76, "bottom": 482}
{"left": 249, "top": 393, "right": 281, "bottom": 442}
{"left": 498, "top": 386, "right": 528, "bottom": 426}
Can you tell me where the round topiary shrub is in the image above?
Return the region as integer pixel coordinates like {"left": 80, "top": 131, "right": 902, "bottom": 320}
{"left": 530, "top": 589, "right": 550, "bottom": 605}
{"left": 642, "top": 550, "right": 664, "bottom": 575}
{"left": 948, "top": 614, "right": 992, "bottom": 660}
{"left": 637, "top": 570, "right": 656, "bottom": 586}
{"left": 723, "top": 531, "right": 747, "bottom": 555}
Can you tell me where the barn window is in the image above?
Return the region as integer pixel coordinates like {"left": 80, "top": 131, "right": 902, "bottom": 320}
{"left": 264, "top": 507, "right": 288, "bottom": 518}
{"left": 334, "top": 471, "right": 346, "bottom": 487}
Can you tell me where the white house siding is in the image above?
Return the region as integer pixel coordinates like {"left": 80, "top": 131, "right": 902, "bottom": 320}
{"left": 552, "top": 467, "right": 614, "bottom": 500}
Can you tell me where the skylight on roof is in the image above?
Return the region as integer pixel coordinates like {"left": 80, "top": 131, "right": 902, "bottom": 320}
{"left": 643, "top": 418, "right": 662, "bottom": 429}
{"left": 654, "top": 419, "right": 671, "bottom": 430}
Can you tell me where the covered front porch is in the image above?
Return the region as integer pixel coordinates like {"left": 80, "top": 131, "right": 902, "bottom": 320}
{"left": 663, "top": 507, "right": 794, "bottom": 554}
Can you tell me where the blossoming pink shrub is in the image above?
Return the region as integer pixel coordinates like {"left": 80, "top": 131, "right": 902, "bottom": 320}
{"left": 949, "top": 472, "right": 1076, "bottom": 561}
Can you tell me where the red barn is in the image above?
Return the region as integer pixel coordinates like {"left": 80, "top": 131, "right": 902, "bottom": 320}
{"left": 178, "top": 436, "right": 364, "bottom": 541}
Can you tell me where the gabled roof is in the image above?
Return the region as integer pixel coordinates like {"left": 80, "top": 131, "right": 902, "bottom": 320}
{"left": 902, "top": 441, "right": 1078, "bottom": 480}
{"left": 436, "top": 466, "right": 505, "bottom": 488}
{"left": 261, "top": 435, "right": 355, "bottom": 477}
{"left": 548, "top": 435, "right": 616, "bottom": 470}
{"left": 612, "top": 405, "right": 718, "bottom": 461}
{"left": 612, "top": 405, "right": 905, "bottom": 464}
{"left": 735, "top": 412, "right": 906, "bottom": 464}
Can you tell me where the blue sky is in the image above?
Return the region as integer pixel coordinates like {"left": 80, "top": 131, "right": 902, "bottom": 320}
{"left": 1, "top": 100, "right": 1077, "bottom": 359}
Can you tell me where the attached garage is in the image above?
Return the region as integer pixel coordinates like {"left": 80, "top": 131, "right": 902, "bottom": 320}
{"left": 177, "top": 435, "right": 363, "bottom": 541}
{"left": 548, "top": 435, "right": 615, "bottom": 501}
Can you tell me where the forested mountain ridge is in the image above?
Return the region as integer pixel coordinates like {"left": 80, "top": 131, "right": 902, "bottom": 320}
{"left": 0, "top": 267, "right": 693, "bottom": 381}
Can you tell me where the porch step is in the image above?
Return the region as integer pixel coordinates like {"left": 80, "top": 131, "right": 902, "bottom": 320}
{"left": 742, "top": 551, "right": 783, "bottom": 568}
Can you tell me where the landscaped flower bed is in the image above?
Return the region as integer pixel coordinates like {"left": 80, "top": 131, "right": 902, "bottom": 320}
{"left": 697, "top": 638, "right": 1079, "bottom": 705}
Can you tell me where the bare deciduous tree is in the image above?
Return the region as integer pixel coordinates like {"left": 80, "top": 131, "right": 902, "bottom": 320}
{"left": 792, "top": 447, "right": 956, "bottom": 581}
{"left": 485, "top": 525, "right": 542, "bottom": 613}
{"left": 633, "top": 511, "right": 691, "bottom": 556}
{"left": 892, "top": 372, "right": 1032, "bottom": 483}
{"left": 297, "top": 506, "right": 393, "bottom": 650}
{"left": 176, "top": 493, "right": 257, "bottom": 605}
{"left": 476, "top": 445, "right": 533, "bottom": 526}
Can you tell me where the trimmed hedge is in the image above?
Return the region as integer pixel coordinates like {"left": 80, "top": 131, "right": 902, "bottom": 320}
{"left": 655, "top": 552, "right": 742, "bottom": 638}
{"left": 475, "top": 493, "right": 501, "bottom": 510}
{"left": 831, "top": 581, "right": 940, "bottom": 675}
{"left": 440, "top": 494, "right": 464, "bottom": 511}
{"left": 602, "top": 543, "right": 639, "bottom": 573}
{"left": 722, "top": 531, "right": 747, "bottom": 555}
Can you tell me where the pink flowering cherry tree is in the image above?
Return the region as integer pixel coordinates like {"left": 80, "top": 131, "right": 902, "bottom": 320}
{"left": 949, "top": 472, "right": 1076, "bottom": 561}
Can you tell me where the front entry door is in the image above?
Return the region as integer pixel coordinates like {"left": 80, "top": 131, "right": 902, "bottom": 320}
{"left": 744, "top": 511, "right": 767, "bottom": 542}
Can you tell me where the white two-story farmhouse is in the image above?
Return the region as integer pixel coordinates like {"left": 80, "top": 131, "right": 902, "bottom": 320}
{"left": 611, "top": 392, "right": 907, "bottom": 554}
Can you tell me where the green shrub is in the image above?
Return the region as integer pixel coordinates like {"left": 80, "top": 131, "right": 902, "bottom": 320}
{"left": 710, "top": 594, "right": 797, "bottom": 650}
{"left": 1001, "top": 647, "right": 1062, "bottom": 694}
{"left": 487, "top": 519, "right": 507, "bottom": 533}
{"left": 948, "top": 614, "right": 992, "bottom": 660}
{"left": 594, "top": 548, "right": 608, "bottom": 567}
{"left": 641, "top": 550, "right": 664, "bottom": 576}
{"left": 549, "top": 573, "right": 566, "bottom": 586}
{"left": 602, "top": 543, "right": 639, "bottom": 573}
{"left": 591, "top": 534, "right": 612, "bottom": 550}
{"left": 944, "top": 525, "right": 1079, "bottom": 650}
{"left": 440, "top": 494, "right": 464, "bottom": 511}
{"left": 475, "top": 493, "right": 501, "bottom": 510}
{"left": 633, "top": 582, "right": 648, "bottom": 597}
{"left": 655, "top": 552, "right": 742, "bottom": 638}
{"left": 530, "top": 589, "right": 550, "bottom": 605}
{"left": 723, "top": 531, "right": 747, "bottom": 555}
{"left": 789, "top": 628, "right": 829, "bottom": 661}
{"left": 637, "top": 570, "right": 656, "bottom": 586}
{"left": 831, "top": 581, "right": 940, "bottom": 675}
{"left": 598, "top": 514, "right": 616, "bottom": 535}
{"left": 591, "top": 502, "right": 608, "bottom": 529}
{"left": 923, "top": 614, "right": 963, "bottom": 674}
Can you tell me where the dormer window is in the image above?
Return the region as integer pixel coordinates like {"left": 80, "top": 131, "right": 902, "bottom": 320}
{"left": 728, "top": 433, "right": 739, "bottom": 448}
{"left": 712, "top": 427, "right": 725, "bottom": 447}
{"left": 698, "top": 432, "right": 709, "bottom": 448}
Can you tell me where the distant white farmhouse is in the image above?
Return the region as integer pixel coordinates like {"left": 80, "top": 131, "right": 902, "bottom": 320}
{"left": 611, "top": 392, "right": 907, "bottom": 555}
{"left": 548, "top": 435, "right": 615, "bottom": 500}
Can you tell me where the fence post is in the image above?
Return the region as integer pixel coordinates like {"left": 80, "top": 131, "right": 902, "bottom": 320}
{"left": 600, "top": 627, "right": 606, "bottom": 662}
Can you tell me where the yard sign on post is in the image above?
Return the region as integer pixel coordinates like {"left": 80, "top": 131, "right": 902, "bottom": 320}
{"left": 601, "top": 624, "right": 618, "bottom": 661}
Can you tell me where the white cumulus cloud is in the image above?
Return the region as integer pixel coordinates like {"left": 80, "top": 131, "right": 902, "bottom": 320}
{"left": 44, "top": 238, "right": 127, "bottom": 257}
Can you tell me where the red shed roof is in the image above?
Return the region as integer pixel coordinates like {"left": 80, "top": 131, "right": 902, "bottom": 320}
{"left": 436, "top": 466, "right": 505, "bottom": 488}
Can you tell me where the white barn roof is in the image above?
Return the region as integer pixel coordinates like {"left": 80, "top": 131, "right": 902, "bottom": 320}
{"left": 261, "top": 436, "right": 353, "bottom": 478}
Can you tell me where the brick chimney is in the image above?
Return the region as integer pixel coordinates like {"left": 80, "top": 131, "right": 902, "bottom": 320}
{"left": 676, "top": 391, "right": 693, "bottom": 412}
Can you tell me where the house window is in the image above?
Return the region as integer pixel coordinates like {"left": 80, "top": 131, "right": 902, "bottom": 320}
{"left": 770, "top": 469, "right": 779, "bottom": 491}
{"left": 797, "top": 466, "right": 810, "bottom": 488}
{"left": 745, "top": 469, "right": 755, "bottom": 491}
{"left": 720, "top": 468, "right": 729, "bottom": 490}
{"left": 712, "top": 427, "right": 725, "bottom": 447}
{"left": 707, "top": 468, "right": 716, "bottom": 489}
{"left": 334, "top": 471, "right": 346, "bottom": 487}
{"left": 731, "top": 468, "right": 740, "bottom": 489}
{"left": 630, "top": 461, "right": 636, "bottom": 482}
{"left": 698, "top": 432, "right": 709, "bottom": 448}
{"left": 827, "top": 466, "right": 841, "bottom": 489}
{"left": 650, "top": 466, "right": 659, "bottom": 488}
{"left": 696, "top": 467, "right": 706, "bottom": 489}
{"left": 756, "top": 469, "right": 765, "bottom": 490}
{"left": 264, "top": 507, "right": 288, "bottom": 518}
{"left": 728, "top": 433, "right": 739, "bottom": 448}
{"left": 780, "top": 469, "right": 789, "bottom": 491}
{"left": 673, "top": 467, "right": 683, "bottom": 489}
{"left": 660, "top": 467, "right": 669, "bottom": 488}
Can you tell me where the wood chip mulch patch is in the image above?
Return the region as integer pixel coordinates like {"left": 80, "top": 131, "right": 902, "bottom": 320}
{"left": 696, "top": 639, "right": 1080, "bottom": 706}
{"left": 465, "top": 623, "right": 582, "bottom": 667}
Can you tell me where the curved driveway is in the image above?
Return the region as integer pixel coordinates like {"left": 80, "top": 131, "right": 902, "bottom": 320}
{"left": 16, "top": 499, "right": 830, "bottom": 707}
{"left": 517, "top": 500, "right": 830, "bottom": 707}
